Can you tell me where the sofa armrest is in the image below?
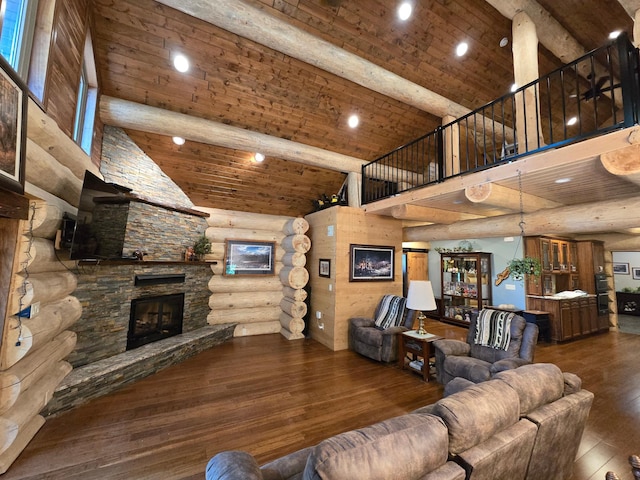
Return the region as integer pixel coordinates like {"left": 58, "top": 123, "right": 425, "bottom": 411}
{"left": 261, "top": 446, "right": 313, "bottom": 480}
{"left": 349, "top": 317, "right": 376, "bottom": 329}
{"left": 490, "top": 357, "right": 530, "bottom": 375}
{"left": 563, "top": 372, "right": 582, "bottom": 395}
{"left": 206, "top": 451, "right": 263, "bottom": 480}
{"left": 381, "top": 325, "right": 409, "bottom": 336}
{"left": 432, "top": 339, "right": 470, "bottom": 357}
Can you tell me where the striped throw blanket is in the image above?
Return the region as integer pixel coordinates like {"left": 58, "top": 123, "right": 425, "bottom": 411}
{"left": 374, "top": 295, "right": 407, "bottom": 329}
{"left": 474, "top": 309, "right": 514, "bottom": 350}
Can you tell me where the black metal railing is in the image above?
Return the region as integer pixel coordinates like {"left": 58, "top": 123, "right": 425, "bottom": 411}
{"left": 361, "top": 33, "right": 640, "bottom": 205}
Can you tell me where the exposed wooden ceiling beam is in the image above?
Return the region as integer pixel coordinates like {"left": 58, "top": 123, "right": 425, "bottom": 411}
{"left": 465, "top": 183, "right": 562, "bottom": 211}
{"left": 600, "top": 143, "right": 640, "bottom": 187}
{"left": 616, "top": 0, "right": 640, "bottom": 19}
{"left": 99, "top": 96, "right": 365, "bottom": 173}
{"left": 390, "top": 204, "right": 485, "bottom": 224}
{"left": 154, "top": 0, "right": 470, "bottom": 120}
{"left": 404, "top": 195, "right": 640, "bottom": 241}
{"left": 486, "top": 0, "right": 618, "bottom": 103}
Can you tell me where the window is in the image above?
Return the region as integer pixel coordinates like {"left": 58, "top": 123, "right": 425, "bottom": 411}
{"left": 0, "top": 0, "right": 39, "bottom": 79}
{"left": 73, "top": 32, "right": 97, "bottom": 155}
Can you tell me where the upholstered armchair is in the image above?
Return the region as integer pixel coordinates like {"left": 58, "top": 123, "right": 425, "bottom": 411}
{"left": 433, "top": 309, "right": 538, "bottom": 385}
{"left": 349, "top": 295, "right": 416, "bottom": 363}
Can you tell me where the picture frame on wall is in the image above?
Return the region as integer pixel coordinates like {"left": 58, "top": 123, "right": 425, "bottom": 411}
{"left": 0, "top": 55, "right": 27, "bottom": 194}
{"left": 319, "top": 258, "right": 331, "bottom": 278}
{"left": 613, "top": 262, "right": 630, "bottom": 275}
{"left": 223, "top": 239, "right": 275, "bottom": 276}
{"left": 349, "top": 244, "right": 395, "bottom": 282}
{"left": 633, "top": 267, "right": 640, "bottom": 280}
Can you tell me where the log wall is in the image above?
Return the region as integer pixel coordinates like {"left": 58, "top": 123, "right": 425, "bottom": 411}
{"left": 0, "top": 200, "right": 80, "bottom": 473}
{"left": 199, "top": 208, "right": 310, "bottom": 339}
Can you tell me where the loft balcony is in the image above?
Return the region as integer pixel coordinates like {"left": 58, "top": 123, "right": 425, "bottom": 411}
{"left": 361, "top": 34, "right": 640, "bottom": 238}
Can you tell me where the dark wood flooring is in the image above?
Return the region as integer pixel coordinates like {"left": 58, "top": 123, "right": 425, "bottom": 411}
{"left": 3, "top": 319, "right": 640, "bottom": 480}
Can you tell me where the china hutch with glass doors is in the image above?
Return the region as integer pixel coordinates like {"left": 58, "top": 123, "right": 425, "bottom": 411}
{"left": 440, "top": 252, "right": 492, "bottom": 327}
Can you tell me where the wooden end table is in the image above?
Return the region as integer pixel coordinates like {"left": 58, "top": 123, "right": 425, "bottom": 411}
{"left": 397, "top": 330, "right": 443, "bottom": 382}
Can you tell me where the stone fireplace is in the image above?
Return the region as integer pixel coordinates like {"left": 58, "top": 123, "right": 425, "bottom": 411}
{"left": 128, "top": 292, "right": 184, "bottom": 350}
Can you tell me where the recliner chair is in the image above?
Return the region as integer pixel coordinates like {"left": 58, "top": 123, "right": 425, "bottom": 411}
{"left": 433, "top": 309, "right": 538, "bottom": 385}
{"left": 349, "top": 295, "right": 416, "bottom": 363}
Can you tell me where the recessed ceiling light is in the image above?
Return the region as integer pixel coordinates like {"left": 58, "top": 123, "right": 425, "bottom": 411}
{"left": 348, "top": 114, "right": 359, "bottom": 128}
{"left": 254, "top": 152, "right": 265, "bottom": 162}
{"left": 172, "top": 136, "right": 185, "bottom": 145}
{"left": 398, "top": 2, "right": 412, "bottom": 21}
{"left": 499, "top": 37, "right": 509, "bottom": 48}
{"left": 555, "top": 177, "right": 572, "bottom": 184}
{"left": 510, "top": 83, "right": 518, "bottom": 93}
{"left": 173, "top": 54, "right": 189, "bottom": 73}
{"left": 609, "top": 30, "right": 622, "bottom": 40}
{"left": 566, "top": 116, "right": 578, "bottom": 126}
{"left": 456, "top": 42, "right": 469, "bottom": 57}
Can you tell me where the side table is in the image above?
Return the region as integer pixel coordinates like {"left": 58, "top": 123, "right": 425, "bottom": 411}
{"left": 398, "top": 330, "right": 443, "bottom": 382}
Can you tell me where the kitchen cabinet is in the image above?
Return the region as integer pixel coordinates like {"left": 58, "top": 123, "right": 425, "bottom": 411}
{"left": 527, "top": 295, "right": 599, "bottom": 342}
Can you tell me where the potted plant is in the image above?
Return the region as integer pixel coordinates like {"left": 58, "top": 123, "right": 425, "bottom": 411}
{"left": 507, "top": 257, "right": 542, "bottom": 281}
{"left": 193, "top": 234, "right": 211, "bottom": 261}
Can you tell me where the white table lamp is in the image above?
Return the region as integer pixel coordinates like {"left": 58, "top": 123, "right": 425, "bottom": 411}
{"left": 406, "top": 280, "right": 437, "bottom": 335}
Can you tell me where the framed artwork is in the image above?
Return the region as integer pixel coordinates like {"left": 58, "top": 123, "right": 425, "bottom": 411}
{"left": 223, "top": 240, "right": 275, "bottom": 276}
{"left": 633, "top": 267, "right": 640, "bottom": 280}
{"left": 613, "top": 262, "right": 630, "bottom": 275}
{"left": 349, "top": 244, "right": 395, "bottom": 282}
{"left": 0, "top": 56, "right": 26, "bottom": 194}
{"left": 319, "top": 258, "right": 331, "bottom": 278}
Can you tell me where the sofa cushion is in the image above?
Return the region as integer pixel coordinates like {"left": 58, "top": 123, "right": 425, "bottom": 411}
{"left": 432, "top": 380, "right": 520, "bottom": 454}
{"left": 493, "top": 363, "right": 565, "bottom": 415}
{"left": 303, "top": 413, "right": 448, "bottom": 480}
{"left": 442, "top": 356, "right": 492, "bottom": 384}
{"left": 206, "top": 451, "right": 262, "bottom": 480}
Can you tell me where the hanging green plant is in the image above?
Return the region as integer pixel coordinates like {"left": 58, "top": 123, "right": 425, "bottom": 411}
{"left": 507, "top": 257, "right": 542, "bottom": 281}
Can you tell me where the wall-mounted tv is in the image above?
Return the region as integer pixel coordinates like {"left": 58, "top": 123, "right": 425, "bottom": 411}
{"left": 70, "top": 171, "right": 132, "bottom": 260}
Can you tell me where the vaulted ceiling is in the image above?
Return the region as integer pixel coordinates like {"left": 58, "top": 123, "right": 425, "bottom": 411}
{"left": 91, "top": 0, "right": 638, "bottom": 228}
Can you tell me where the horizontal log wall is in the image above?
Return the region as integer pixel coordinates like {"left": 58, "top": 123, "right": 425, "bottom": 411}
{"left": 201, "top": 208, "right": 310, "bottom": 339}
{"left": 0, "top": 200, "right": 80, "bottom": 473}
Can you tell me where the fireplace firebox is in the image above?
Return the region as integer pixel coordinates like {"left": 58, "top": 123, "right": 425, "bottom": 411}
{"left": 127, "top": 293, "right": 184, "bottom": 350}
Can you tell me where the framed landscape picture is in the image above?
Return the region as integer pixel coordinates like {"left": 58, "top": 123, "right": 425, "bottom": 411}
{"left": 224, "top": 240, "right": 275, "bottom": 276}
{"left": 0, "top": 56, "right": 26, "bottom": 194}
{"left": 613, "top": 262, "right": 630, "bottom": 275}
{"left": 349, "top": 244, "right": 395, "bottom": 282}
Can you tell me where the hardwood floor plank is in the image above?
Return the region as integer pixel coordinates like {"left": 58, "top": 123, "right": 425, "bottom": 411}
{"left": 2, "top": 320, "right": 639, "bottom": 479}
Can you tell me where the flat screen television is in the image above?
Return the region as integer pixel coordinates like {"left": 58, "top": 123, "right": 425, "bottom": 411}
{"left": 70, "top": 171, "right": 132, "bottom": 260}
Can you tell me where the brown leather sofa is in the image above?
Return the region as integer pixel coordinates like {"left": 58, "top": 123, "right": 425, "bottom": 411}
{"left": 205, "top": 363, "right": 593, "bottom": 480}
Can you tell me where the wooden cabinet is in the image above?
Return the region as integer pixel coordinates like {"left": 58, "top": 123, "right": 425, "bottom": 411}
{"left": 524, "top": 236, "right": 580, "bottom": 297}
{"left": 527, "top": 296, "right": 599, "bottom": 342}
{"left": 576, "top": 240, "right": 605, "bottom": 294}
{"left": 440, "top": 252, "right": 492, "bottom": 327}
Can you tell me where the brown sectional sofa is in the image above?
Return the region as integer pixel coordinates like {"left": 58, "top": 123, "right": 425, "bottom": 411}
{"left": 205, "top": 363, "right": 593, "bottom": 480}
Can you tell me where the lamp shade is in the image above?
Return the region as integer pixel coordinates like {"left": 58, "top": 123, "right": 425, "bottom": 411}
{"left": 406, "top": 280, "right": 437, "bottom": 312}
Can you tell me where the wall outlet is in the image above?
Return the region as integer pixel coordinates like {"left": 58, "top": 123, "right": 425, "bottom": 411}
{"left": 316, "top": 311, "right": 322, "bottom": 319}
{"left": 318, "top": 322, "right": 325, "bottom": 330}
{"left": 328, "top": 284, "right": 332, "bottom": 291}
{"left": 505, "top": 284, "right": 516, "bottom": 290}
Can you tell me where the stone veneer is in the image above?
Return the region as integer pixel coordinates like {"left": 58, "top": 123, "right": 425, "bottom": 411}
{"left": 69, "top": 262, "right": 212, "bottom": 367}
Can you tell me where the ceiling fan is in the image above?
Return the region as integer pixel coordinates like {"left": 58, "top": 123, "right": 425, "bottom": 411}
{"left": 571, "top": 73, "right": 621, "bottom": 101}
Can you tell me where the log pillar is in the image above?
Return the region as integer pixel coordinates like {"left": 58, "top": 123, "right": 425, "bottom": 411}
{"left": 442, "top": 115, "right": 460, "bottom": 177}
{"left": 512, "top": 11, "right": 544, "bottom": 152}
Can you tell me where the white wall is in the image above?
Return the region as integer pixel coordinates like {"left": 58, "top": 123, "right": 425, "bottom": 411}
{"left": 612, "top": 251, "right": 640, "bottom": 292}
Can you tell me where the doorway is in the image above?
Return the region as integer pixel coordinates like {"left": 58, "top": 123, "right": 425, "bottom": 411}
{"left": 402, "top": 249, "right": 428, "bottom": 297}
